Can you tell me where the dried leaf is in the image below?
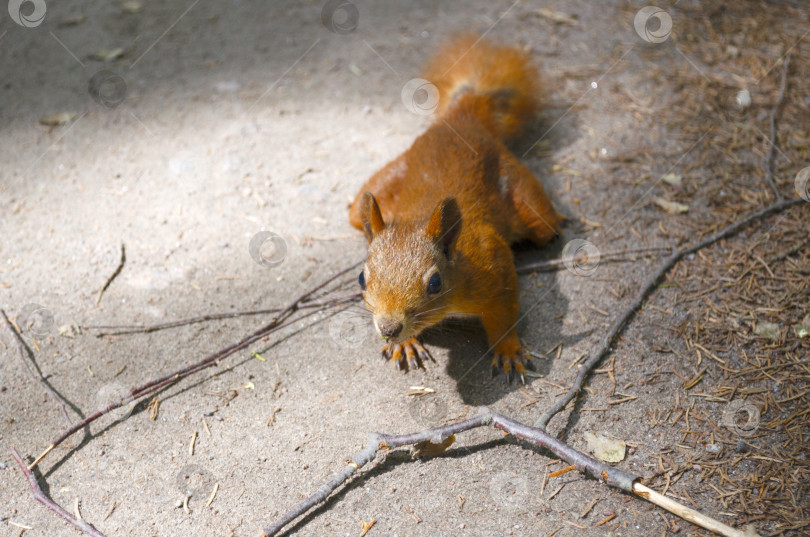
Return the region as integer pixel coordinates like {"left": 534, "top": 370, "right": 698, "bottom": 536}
{"left": 661, "top": 173, "right": 683, "bottom": 189}
{"left": 59, "top": 13, "right": 86, "bottom": 26}
{"left": 39, "top": 112, "right": 77, "bottom": 126}
{"left": 792, "top": 314, "right": 810, "bottom": 338}
{"left": 359, "top": 518, "right": 376, "bottom": 536}
{"left": 584, "top": 431, "right": 626, "bottom": 462}
{"left": 58, "top": 323, "right": 82, "bottom": 338}
{"left": 90, "top": 48, "right": 125, "bottom": 62}
{"left": 652, "top": 197, "right": 689, "bottom": 214}
{"left": 121, "top": 1, "right": 142, "bottom": 13}
{"left": 535, "top": 7, "right": 578, "bottom": 25}
{"left": 411, "top": 434, "right": 455, "bottom": 458}
{"left": 754, "top": 321, "right": 780, "bottom": 340}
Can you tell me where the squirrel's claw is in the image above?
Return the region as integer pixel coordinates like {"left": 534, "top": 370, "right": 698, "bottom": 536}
{"left": 382, "top": 337, "right": 430, "bottom": 372}
{"left": 403, "top": 343, "right": 419, "bottom": 371}
{"left": 491, "top": 348, "right": 532, "bottom": 384}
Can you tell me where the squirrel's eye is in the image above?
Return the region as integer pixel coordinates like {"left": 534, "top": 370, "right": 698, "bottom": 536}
{"left": 358, "top": 271, "right": 366, "bottom": 291}
{"left": 427, "top": 272, "right": 442, "bottom": 294}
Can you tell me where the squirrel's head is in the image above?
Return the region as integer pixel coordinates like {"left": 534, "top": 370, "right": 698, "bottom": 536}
{"left": 357, "top": 192, "right": 461, "bottom": 344}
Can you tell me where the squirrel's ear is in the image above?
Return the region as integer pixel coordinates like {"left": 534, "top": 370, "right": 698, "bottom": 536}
{"left": 426, "top": 197, "right": 462, "bottom": 255}
{"left": 359, "top": 192, "right": 386, "bottom": 243}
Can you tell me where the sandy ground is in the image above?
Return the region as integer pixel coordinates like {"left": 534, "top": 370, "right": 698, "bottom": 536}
{"left": 2, "top": 1, "right": 809, "bottom": 536}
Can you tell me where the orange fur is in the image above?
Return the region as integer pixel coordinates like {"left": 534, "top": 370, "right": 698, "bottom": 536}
{"left": 423, "top": 33, "right": 540, "bottom": 141}
{"left": 349, "top": 35, "right": 562, "bottom": 381}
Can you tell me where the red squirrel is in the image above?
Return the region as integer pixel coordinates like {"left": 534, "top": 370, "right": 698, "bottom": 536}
{"left": 348, "top": 35, "right": 561, "bottom": 383}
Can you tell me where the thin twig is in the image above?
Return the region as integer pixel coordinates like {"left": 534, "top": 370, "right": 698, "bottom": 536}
{"left": 263, "top": 408, "right": 757, "bottom": 537}
{"left": 2, "top": 310, "right": 72, "bottom": 426}
{"left": 96, "top": 244, "right": 126, "bottom": 305}
{"left": 84, "top": 307, "right": 284, "bottom": 335}
{"left": 534, "top": 198, "right": 804, "bottom": 430}
{"left": 85, "top": 291, "right": 361, "bottom": 337}
{"left": 764, "top": 53, "right": 791, "bottom": 201}
{"left": 26, "top": 260, "right": 363, "bottom": 470}
{"left": 516, "top": 246, "right": 670, "bottom": 274}
{"left": 83, "top": 247, "right": 667, "bottom": 337}
{"left": 10, "top": 447, "right": 108, "bottom": 537}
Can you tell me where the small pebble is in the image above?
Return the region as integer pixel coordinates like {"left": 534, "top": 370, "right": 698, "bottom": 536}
{"left": 174, "top": 499, "right": 183, "bottom": 508}
{"left": 0, "top": 462, "right": 7, "bottom": 469}
{"left": 735, "top": 89, "right": 751, "bottom": 108}
{"left": 706, "top": 443, "right": 722, "bottom": 454}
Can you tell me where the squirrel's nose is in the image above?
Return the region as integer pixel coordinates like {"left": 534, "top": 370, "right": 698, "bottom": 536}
{"left": 377, "top": 318, "right": 403, "bottom": 339}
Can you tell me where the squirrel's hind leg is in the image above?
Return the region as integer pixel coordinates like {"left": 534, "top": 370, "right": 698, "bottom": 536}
{"left": 502, "top": 155, "right": 562, "bottom": 245}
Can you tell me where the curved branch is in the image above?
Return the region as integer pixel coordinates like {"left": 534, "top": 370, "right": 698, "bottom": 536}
{"left": 534, "top": 198, "right": 805, "bottom": 430}
{"left": 10, "top": 447, "right": 108, "bottom": 537}
{"left": 24, "top": 260, "right": 363, "bottom": 470}
{"left": 263, "top": 408, "right": 755, "bottom": 537}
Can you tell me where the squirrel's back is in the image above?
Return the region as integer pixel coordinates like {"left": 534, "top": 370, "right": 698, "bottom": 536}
{"left": 349, "top": 35, "right": 559, "bottom": 244}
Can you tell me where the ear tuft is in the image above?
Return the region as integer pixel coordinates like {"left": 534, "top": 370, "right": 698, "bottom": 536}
{"left": 359, "top": 192, "right": 385, "bottom": 243}
{"left": 425, "top": 197, "right": 462, "bottom": 256}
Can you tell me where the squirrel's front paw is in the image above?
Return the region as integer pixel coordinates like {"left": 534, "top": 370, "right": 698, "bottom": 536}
{"left": 491, "top": 347, "right": 534, "bottom": 384}
{"left": 382, "top": 337, "right": 432, "bottom": 371}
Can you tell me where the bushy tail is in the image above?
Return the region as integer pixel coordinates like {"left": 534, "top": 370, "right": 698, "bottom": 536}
{"left": 422, "top": 34, "right": 540, "bottom": 141}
